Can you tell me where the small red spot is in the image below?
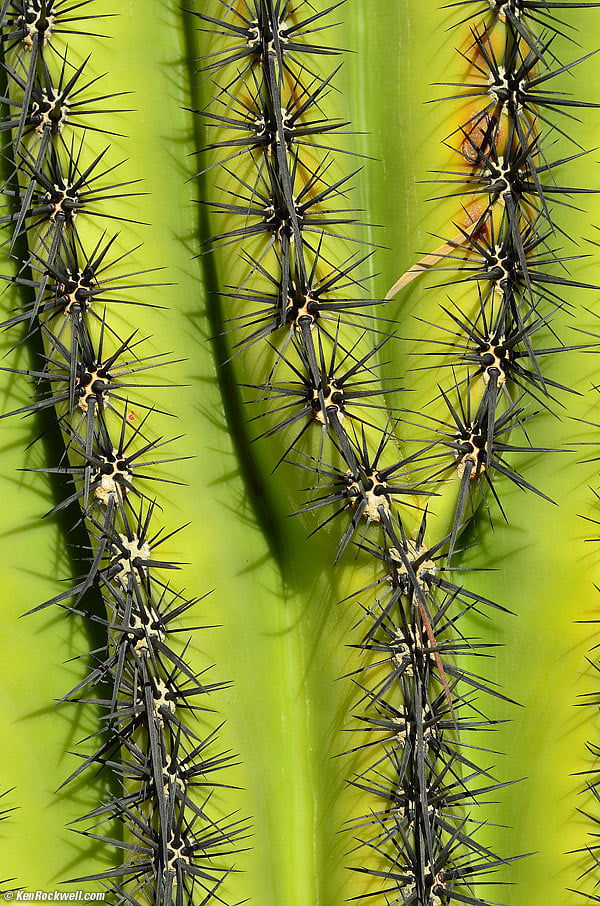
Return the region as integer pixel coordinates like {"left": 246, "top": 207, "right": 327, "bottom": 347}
{"left": 127, "top": 411, "right": 136, "bottom": 422}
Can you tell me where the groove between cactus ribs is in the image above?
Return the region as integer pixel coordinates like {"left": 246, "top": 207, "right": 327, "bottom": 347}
{"left": 197, "top": 1, "right": 600, "bottom": 904}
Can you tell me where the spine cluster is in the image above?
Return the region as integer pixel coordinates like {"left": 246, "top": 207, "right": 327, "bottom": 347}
{"left": 199, "top": 1, "right": 598, "bottom": 904}
{"left": 0, "top": 4, "right": 242, "bottom": 903}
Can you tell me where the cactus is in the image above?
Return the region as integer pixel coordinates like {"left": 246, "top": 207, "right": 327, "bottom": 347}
{"left": 2, "top": 3, "right": 600, "bottom": 906}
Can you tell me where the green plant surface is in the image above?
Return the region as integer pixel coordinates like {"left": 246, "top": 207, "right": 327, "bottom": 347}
{"left": 1, "top": 3, "right": 600, "bottom": 906}
{"left": 345, "top": 5, "right": 600, "bottom": 904}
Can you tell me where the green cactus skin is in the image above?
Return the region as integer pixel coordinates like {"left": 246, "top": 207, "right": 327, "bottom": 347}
{"left": 1, "top": 3, "right": 600, "bottom": 906}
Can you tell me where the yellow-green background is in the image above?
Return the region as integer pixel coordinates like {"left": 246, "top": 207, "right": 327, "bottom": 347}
{"left": 0, "top": 3, "right": 599, "bottom": 905}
